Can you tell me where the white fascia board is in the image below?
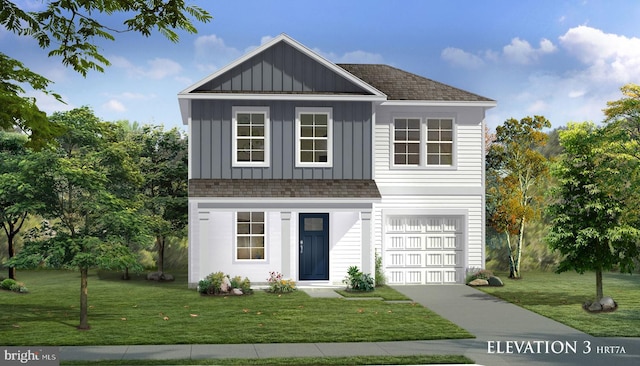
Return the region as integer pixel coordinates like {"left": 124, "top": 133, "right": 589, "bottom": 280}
{"left": 178, "top": 33, "right": 386, "bottom": 98}
{"left": 380, "top": 100, "right": 497, "bottom": 108}
{"left": 177, "top": 93, "right": 387, "bottom": 102}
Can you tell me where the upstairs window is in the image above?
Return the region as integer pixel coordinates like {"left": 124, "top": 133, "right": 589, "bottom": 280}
{"left": 392, "top": 117, "right": 454, "bottom": 167}
{"left": 232, "top": 107, "right": 270, "bottom": 167}
{"left": 296, "top": 107, "right": 332, "bottom": 167}
{"left": 236, "top": 212, "right": 265, "bottom": 261}
{"left": 426, "top": 119, "right": 453, "bottom": 165}
{"left": 393, "top": 118, "right": 421, "bottom": 165}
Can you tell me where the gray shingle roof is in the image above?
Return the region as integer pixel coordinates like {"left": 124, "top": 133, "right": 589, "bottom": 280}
{"left": 338, "top": 64, "right": 494, "bottom": 102}
{"left": 189, "top": 179, "right": 381, "bottom": 199}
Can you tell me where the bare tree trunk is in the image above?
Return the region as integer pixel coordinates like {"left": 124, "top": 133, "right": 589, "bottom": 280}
{"left": 595, "top": 269, "right": 603, "bottom": 302}
{"left": 514, "top": 216, "right": 526, "bottom": 279}
{"left": 78, "top": 267, "right": 90, "bottom": 330}
{"left": 506, "top": 233, "right": 516, "bottom": 278}
{"left": 7, "top": 231, "right": 16, "bottom": 280}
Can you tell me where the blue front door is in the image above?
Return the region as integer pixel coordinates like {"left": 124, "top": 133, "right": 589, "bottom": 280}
{"left": 299, "top": 213, "right": 329, "bottom": 280}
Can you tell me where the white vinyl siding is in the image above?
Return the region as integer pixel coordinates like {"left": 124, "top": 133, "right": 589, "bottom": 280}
{"left": 375, "top": 106, "right": 485, "bottom": 186}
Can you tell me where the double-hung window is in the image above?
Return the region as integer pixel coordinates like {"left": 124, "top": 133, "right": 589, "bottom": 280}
{"left": 393, "top": 118, "right": 421, "bottom": 165}
{"left": 392, "top": 117, "right": 454, "bottom": 167}
{"left": 232, "top": 107, "right": 270, "bottom": 167}
{"left": 296, "top": 107, "right": 332, "bottom": 167}
{"left": 426, "top": 119, "right": 453, "bottom": 165}
{"left": 236, "top": 212, "right": 265, "bottom": 261}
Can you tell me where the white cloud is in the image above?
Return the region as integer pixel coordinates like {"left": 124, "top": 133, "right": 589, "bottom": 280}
{"left": 145, "top": 58, "right": 182, "bottom": 79}
{"left": 313, "top": 48, "right": 384, "bottom": 64}
{"left": 194, "top": 34, "right": 243, "bottom": 72}
{"left": 111, "top": 56, "right": 182, "bottom": 80}
{"left": 103, "top": 99, "right": 126, "bottom": 113}
{"left": 441, "top": 47, "right": 484, "bottom": 69}
{"left": 559, "top": 25, "right": 640, "bottom": 83}
{"left": 503, "top": 37, "right": 557, "bottom": 64}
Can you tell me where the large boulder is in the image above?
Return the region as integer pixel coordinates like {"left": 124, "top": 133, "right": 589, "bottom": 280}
{"left": 487, "top": 276, "right": 504, "bottom": 286}
{"left": 588, "top": 301, "right": 602, "bottom": 312}
{"left": 468, "top": 279, "right": 489, "bottom": 286}
{"left": 147, "top": 272, "right": 175, "bottom": 282}
{"left": 220, "top": 276, "right": 232, "bottom": 293}
{"left": 599, "top": 297, "right": 617, "bottom": 311}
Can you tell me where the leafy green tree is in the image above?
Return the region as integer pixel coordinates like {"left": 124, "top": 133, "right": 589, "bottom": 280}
{"left": 0, "top": 131, "right": 56, "bottom": 278}
{"left": 134, "top": 126, "right": 188, "bottom": 275}
{"left": 486, "top": 116, "right": 551, "bottom": 278}
{"left": 546, "top": 122, "right": 640, "bottom": 302}
{"left": 9, "top": 107, "right": 143, "bottom": 329}
{"left": 0, "top": 0, "right": 211, "bottom": 147}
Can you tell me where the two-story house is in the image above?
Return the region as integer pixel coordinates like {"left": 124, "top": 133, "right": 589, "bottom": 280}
{"left": 178, "top": 34, "right": 495, "bottom": 287}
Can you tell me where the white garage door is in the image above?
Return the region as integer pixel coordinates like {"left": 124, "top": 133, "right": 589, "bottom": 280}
{"left": 384, "top": 215, "right": 465, "bottom": 284}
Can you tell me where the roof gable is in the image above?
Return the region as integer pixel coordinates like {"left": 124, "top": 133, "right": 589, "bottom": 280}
{"left": 181, "top": 34, "right": 383, "bottom": 97}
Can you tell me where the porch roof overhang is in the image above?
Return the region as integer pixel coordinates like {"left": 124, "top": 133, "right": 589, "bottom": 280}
{"left": 189, "top": 179, "right": 381, "bottom": 201}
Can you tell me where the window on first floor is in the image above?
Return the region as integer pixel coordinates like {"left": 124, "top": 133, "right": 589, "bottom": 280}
{"left": 236, "top": 211, "right": 265, "bottom": 260}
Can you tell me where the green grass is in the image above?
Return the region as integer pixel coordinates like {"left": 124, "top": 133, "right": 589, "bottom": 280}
{"left": 62, "top": 355, "right": 474, "bottom": 365}
{"left": 335, "top": 285, "right": 412, "bottom": 300}
{"left": 0, "top": 270, "right": 472, "bottom": 346}
{"left": 478, "top": 271, "right": 640, "bottom": 337}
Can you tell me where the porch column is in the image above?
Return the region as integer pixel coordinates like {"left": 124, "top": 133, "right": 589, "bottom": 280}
{"left": 360, "top": 211, "right": 373, "bottom": 275}
{"left": 281, "top": 212, "right": 292, "bottom": 278}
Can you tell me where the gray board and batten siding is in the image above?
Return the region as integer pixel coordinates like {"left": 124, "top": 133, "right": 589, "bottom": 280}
{"left": 191, "top": 100, "right": 372, "bottom": 180}
{"left": 192, "top": 40, "right": 373, "bottom": 95}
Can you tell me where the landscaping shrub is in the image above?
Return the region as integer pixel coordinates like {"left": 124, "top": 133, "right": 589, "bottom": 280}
{"left": 375, "top": 253, "right": 386, "bottom": 287}
{"left": 344, "top": 266, "right": 375, "bottom": 292}
{"left": 1, "top": 278, "right": 17, "bottom": 290}
{"left": 266, "top": 271, "right": 297, "bottom": 293}
{"left": 198, "top": 272, "right": 252, "bottom": 295}
{"left": 1, "top": 278, "right": 28, "bottom": 293}
{"left": 230, "top": 275, "right": 253, "bottom": 294}
{"left": 465, "top": 269, "right": 494, "bottom": 284}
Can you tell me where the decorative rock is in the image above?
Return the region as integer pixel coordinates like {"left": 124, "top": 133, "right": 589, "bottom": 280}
{"left": 487, "top": 276, "right": 504, "bottom": 286}
{"left": 588, "top": 301, "right": 602, "bottom": 312}
{"left": 468, "top": 279, "right": 489, "bottom": 286}
{"left": 146, "top": 272, "right": 175, "bottom": 281}
{"left": 599, "top": 297, "right": 616, "bottom": 311}
{"left": 220, "top": 276, "right": 232, "bottom": 292}
{"left": 232, "top": 288, "right": 243, "bottom": 296}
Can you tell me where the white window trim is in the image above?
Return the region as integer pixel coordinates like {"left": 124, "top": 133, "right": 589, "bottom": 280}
{"left": 295, "top": 107, "right": 333, "bottom": 168}
{"left": 390, "top": 116, "right": 456, "bottom": 169}
{"left": 234, "top": 211, "right": 267, "bottom": 262}
{"left": 232, "top": 106, "right": 270, "bottom": 167}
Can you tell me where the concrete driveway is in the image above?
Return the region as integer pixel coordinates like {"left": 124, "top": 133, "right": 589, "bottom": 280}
{"left": 393, "top": 285, "right": 640, "bottom": 366}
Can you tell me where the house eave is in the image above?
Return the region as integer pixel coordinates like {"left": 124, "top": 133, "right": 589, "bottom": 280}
{"left": 380, "top": 100, "right": 497, "bottom": 108}
{"left": 177, "top": 93, "right": 387, "bottom": 102}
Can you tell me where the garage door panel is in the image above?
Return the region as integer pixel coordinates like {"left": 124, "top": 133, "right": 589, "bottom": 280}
{"left": 384, "top": 215, "right": 465, "bottom": 285}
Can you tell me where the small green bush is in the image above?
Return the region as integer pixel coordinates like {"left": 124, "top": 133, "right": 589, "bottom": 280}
{"left": 266, "top": 271, "right": 297, "bottom": 293}
{"left": 1, "top": 278, "right": 17, "bottom": 290}
{"left": 1, "top": 278, "right": 28, "bottom": 293}
{"left": 344, "top": 266, "right": 375, "bottom": 292}
{"left": 198, "top": 272, "right": 252, "bottom": 295}
{"left": 465, "top": 269, "right": 494, "bottom": 284}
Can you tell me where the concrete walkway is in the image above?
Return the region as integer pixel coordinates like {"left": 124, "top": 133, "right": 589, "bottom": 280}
{"left": 59, "top": 285, "right": 640, "bottom": 365}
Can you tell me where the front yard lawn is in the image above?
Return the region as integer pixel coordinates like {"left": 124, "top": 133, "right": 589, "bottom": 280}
{"left": 0, "top": 270, "right": 472, "bottom": 346}
{"left": 478, "top": 271, "right": 640, "bottom": 337}
{"left": 62, "top": 355, "right": 474, "bottom": 365}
